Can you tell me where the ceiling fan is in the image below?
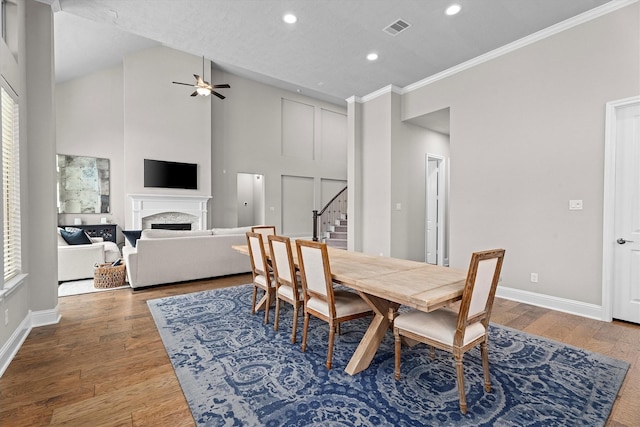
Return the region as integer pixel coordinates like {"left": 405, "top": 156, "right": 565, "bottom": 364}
{"left": 172, "top": 56, "right": 230, "bottom": 99}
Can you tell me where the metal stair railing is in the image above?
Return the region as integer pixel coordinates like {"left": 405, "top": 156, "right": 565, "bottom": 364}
{"left": 312, "top": 186, "right": 347, "bottom": 242}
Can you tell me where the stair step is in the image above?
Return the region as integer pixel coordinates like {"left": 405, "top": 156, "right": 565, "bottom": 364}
{"left": 329, "top": 231, "right": 347, "bottom": 239}
{"left": 326, "top": 239, "right": 347, "bottom": 249}
{"left": 335, "top": 219, "right": 347, "bottom": 226}
{"left": 333, "top": 225, "right": 347, "bottom": 232}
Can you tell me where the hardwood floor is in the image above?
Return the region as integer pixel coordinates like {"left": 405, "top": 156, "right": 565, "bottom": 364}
{"left": 1, "top": 274, "right": 638, "bottom": 426}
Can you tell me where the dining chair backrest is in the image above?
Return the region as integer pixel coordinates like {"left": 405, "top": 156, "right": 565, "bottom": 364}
{"left": 251, "top": 225, "right": 277, "bottom": 238}
{"left": 268, "top": 235, "right": 295, "bottom": 286}
{"left": 295, "top": 240, "right": 333, "bottom": 304}
{"left": 456, "top": 249, "right": 505, "bottom": 337}
{"left": 246, "top": 232, "right": 269, "bottom": 277}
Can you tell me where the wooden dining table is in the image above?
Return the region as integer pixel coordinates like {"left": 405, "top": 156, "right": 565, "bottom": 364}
{"left": 232, "top": 243, "right": 468, "bottom": 375}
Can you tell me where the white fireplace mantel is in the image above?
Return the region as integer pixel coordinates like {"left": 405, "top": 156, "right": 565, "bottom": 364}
{"left": 129, "top": 194, "right": 211, "bottom": 230}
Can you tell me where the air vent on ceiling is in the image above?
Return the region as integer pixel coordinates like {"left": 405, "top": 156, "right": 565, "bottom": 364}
{"left": 383, "top": 19, "right": 411, "bottom": 36}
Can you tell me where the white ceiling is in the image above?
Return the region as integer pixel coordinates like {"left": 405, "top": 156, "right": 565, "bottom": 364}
{"left": 53, "top": 0, "right": 615, "bottom": 106}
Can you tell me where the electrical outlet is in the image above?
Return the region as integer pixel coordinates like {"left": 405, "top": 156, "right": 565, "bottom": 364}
{"left": 530, "top": 273, "right": 539, "bottom": 283}
{"left": 4, "top": 309, "right": 8, "bottom": 326}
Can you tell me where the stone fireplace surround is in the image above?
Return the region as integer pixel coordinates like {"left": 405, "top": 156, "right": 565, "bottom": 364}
{"left": 129, "top": 194, "right": 211, "bottom": 230}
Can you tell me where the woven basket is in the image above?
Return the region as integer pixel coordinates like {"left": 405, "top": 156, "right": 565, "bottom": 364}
{"left": 94, "top": 263, "right": 126, "bottom": 288}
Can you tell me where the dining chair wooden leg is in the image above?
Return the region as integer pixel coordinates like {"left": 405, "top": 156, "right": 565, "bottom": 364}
{"left": 327, "top": 322, "right": 336, "bottom": 370}
{"left": 263, "top": 291, "right": 270, "bottom": 324}
{"left": 274, "top": 297, "right": 281, "bottom": 331}
{"left": 251, "top": 286, "right": 257, "bottom": 315}
{"left": 291, "top": 304, "right": 299, "bottom": 344}
{"left": 454, "top": 353, "right": 467, "bottom": 414}
{"left": 481, "top": 341, "right": 491, "bottom": 392}
{"left": 394, "top": 331, "right": 402, "bottom": 380}
{"left": 430, "top": 346, "right": 436, "bottom": 360}
{"left": 301, "top": 312, "right": 310, "bottom": 352}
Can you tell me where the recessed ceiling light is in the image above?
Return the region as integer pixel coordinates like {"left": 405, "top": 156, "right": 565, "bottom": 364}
{"left": 445, "top": 4, "right": 461, "bottom": 16}
{"left": 367, "top": 52, "right": 379, "bottom": 61}
{"left": 283, "top": 13, "right": 297, "bottom": 24}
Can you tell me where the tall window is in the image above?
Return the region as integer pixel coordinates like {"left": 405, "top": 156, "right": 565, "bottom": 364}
{"left": 2, "top": 84, "right": 21, "bottom": 283}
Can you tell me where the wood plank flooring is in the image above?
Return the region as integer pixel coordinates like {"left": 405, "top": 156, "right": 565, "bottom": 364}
{"left": 0, "top": 273, "right": 638, "bottom": 426}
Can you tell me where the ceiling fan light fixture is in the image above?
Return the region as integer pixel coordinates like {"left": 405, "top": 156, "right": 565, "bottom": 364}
{"left": 196, "top": 87, "right": 211, "bottom": 96}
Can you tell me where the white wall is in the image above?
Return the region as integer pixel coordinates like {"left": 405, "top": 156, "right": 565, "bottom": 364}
{"left": 56, "top": 65, "right": 125, "bottom": 229}
{"left": 123, "top": 47, "right": 212, "bottom": 229}
{"left": 356, "top": 3, "right": 640, "bottom": 309}
{"left": 360, "top": 93, "right": 392, "bottom": 256}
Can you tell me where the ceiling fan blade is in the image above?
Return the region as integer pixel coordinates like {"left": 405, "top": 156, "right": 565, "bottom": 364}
{"left": 194, "top": 75, "right": 205, "bottom": 85}
{"left": 190, "top": 91, "right": 198, "bottom": 97}
{"left": 173, "top": 81, "right": 195, "bottom": 86}
{"left": 213, "top": 84, "right": 230, "bottom": 89}
{"left": 212, "top": 91, "right": 226, "bottom": 100}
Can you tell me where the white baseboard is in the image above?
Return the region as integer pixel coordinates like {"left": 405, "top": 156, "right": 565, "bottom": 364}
{"left": 0, "top": 306, "right": 60, "bottom": 377}
{"left": 0, "top": 314, "right": 31, "bottom": 377}
{"left": 496, "top": 286, "right": 605, "bottom": 321}
{"left": 31, "top": 305, "right": 61, "bottom": 328}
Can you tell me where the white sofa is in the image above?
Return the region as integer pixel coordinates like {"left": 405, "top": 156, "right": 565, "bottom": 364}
{"left": 122, "top": 227, "right": 252, "bottom": 289}
{"left": 57, "top": 230, "right": 121, "bottom": 282}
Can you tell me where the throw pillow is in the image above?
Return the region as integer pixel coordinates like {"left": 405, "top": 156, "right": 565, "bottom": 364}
{"left": 122, "top": 230, "right": 142, "bottom": 248}
{"left": 60, "top": 229, "right": 92, "bottom": 245}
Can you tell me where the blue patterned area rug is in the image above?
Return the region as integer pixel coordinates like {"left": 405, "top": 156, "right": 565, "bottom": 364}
{"left": 147, "top": 284, "right": 628, "bottom": 427}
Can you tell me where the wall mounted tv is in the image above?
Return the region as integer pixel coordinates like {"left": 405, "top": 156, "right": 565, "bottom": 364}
{"left": 144, "top": 159, "right": 198, "bottom": 190}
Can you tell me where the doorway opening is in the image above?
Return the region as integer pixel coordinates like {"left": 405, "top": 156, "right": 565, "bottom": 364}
{"left": 237, "top": 173, "right": 265, "bottom": 227}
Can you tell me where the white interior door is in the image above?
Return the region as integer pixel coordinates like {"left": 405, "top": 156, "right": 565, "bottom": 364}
{"left": 611, "top": 100, "right": 640, "bottom": 323}
{"left": 426, "top": 155, "right": 445, "bottom": 265}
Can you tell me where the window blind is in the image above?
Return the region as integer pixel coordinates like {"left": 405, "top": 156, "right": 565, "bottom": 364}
{"left": 2, "top": 85, "right": 21, "bottom": 283}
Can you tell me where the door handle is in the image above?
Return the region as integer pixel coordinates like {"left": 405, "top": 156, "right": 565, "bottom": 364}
{"left": 617, "top": 238, "right": 634, "bottom": 244}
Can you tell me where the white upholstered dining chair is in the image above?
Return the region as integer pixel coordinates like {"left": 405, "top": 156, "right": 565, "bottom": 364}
{"left": 295, "top": 240, "right": 373, "bottom": 370}
{"left": 268, "top": 235, "right": 304, "bottom": 343}
{"left": 251, "top": 225, "right": 277, "bottom": 238}
{"left": 394, "top": 248, "right": 506, "bottom": 414}
{"left": 246, "top": 231, "right": 276, "bottom": 324}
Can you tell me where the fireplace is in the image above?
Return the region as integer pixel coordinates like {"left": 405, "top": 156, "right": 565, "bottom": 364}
{"left": 152, "top": 223, "right": 192, "bottom": 230}
{"left": 129, "top": 194, "right": 211, "bottom": 230}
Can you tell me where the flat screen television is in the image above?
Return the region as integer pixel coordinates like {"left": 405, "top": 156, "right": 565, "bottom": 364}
{"left": 144, "top": 159, "right": 198, "bottom": 190}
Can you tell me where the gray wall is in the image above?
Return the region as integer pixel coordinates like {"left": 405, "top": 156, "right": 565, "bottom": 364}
{"left": 356, "top": 3, "right": 640, "bottom": 308}
{"left": 209, "top": 69, "right": 347, "bottom": 234}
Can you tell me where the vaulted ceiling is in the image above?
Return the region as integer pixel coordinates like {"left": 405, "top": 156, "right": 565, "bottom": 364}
{"left": 53, "top": 0, "right": 615, "bottom": 105}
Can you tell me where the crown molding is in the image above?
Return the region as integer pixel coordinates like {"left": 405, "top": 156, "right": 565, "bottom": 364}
{"left": 404, "top": 0, "right": 637, "bottom": 94}
{"left": 360, "top": 85, "right": 402, "bottom": 103}
{"left": 354, "top": 0, "right": 637, "bottom": 102}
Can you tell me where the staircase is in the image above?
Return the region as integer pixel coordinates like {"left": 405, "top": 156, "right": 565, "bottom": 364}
{"left": 325, "top": 214, "right": 347, "bottom": 249}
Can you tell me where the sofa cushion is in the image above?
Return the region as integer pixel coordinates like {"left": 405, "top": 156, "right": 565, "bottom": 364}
{"left": 211, "top": 226, "right": 252, "bottom": 235}
{"left": 60, "top": 229, "right": 92, "bottom": 245}
{"left": 122, "top": 230, "right": 142, "bottom": 247}
{"left": 103, "top": 241, "right": 121, "bottom": 263}
{"left": 57, "top": 228, "right": 69, "bottom": 246}
{"left": 140, "top": 229, "right": 212, "bottom": 239}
